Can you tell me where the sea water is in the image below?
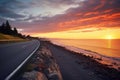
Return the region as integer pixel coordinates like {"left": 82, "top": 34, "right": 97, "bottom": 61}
{"left": 50, "top": 39, "right": 120, "bottom": 69}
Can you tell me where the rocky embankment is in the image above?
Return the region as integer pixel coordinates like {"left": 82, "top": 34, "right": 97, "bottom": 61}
{"left": 15, "top": 40, "right": 62, "bottom": 80}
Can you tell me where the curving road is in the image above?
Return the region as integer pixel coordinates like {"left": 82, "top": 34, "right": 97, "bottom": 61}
{"left": 0, "top": 40, "right": 40, "bottom": 80}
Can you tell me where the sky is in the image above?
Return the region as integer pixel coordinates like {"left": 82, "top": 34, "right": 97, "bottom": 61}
{"left": 0, "top": 0, "right": 120, "bottom": 39}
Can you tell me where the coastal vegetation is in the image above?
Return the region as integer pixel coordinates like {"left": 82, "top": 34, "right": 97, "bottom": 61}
{"left": 0, "top": 21, "right": 33, "bottom": 42}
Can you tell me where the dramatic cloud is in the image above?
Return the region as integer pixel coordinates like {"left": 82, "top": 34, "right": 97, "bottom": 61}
{"left": 0, "top": 0, "right": 27, "bottom": 19}
{"left": 0, "top": 0, "right": 120, "bottom": 34}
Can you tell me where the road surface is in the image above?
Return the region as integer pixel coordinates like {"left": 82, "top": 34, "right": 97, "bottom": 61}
{"left": 0, "top": 40, "right": 40, "bottom": 80}
{"left": 48, "top": 44, "right": 102, "bottom": 80}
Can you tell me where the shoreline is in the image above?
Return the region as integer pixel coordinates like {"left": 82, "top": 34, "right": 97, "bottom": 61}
{"left": 46, "top": 41, "right": 120, "bottom": 80}
{"left": 50, "top": 41, "right": 120, "bottom": 70}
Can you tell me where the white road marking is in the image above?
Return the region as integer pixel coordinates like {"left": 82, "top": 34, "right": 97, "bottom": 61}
{"left": 5, "top": 40, "right": 40, "bottom": 80}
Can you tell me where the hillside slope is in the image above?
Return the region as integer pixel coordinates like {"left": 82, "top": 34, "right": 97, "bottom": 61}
{"left": 0, "top": 33, "right": 24, "bottom": 41}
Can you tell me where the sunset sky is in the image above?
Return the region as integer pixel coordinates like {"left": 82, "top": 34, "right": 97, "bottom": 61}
{"left": 0, "top": 0, "right": 120, "bottom": 39}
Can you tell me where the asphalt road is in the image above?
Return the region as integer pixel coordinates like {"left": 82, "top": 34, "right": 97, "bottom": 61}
{"left": 0, "top": 40, "right": 40, "bottom": 80}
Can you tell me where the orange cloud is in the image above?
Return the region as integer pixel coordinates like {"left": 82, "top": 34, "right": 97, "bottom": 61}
{"left": 11, "top": 0, "right": 120, "bottom": 34}
{"left": 93, "top": 0, "right": 106, "bottom": 10}
{"left": 56, "top": 12, "right": 120, "bottom": 31}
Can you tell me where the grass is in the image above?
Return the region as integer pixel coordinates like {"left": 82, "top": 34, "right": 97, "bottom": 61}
{"left": 0, "top": 33, "right": 28, "bottom": 43}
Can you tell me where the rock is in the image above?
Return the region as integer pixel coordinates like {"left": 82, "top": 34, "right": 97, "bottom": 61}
{"left": 22, "top": 70, "right": 38, "bottom": 80}
{"left": 37, "top": 72, "right": 48, "bottom": 80}
{"left": 22, "top": 70, "right": 48, "bottom": 80}
{"left": 48, "top": 72, "right": 59, "bottom": 80}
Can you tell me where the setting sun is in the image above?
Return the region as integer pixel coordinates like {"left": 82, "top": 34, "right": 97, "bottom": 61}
{"left": 106, "top": 35, "right": 113, "bottom": 39}
{"left": 32, "top": 28, "right": 120, "bottom": 39}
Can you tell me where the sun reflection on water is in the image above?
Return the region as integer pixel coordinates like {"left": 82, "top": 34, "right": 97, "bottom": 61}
{"left": 108, "top": 39, "right": 111, "bottom": 48}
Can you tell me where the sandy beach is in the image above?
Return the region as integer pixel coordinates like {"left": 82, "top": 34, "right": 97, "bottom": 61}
{"left": 43, "top": 40, "right": 120, "bottom": 80}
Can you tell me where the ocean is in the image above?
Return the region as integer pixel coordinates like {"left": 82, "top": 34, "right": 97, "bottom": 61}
{"left": 50, "top": 39, "right": 120, "bottom": 69}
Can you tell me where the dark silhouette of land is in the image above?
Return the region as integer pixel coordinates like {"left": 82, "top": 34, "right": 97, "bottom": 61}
{"left": 0, "top": 20, "right": 30, "bottom": 39}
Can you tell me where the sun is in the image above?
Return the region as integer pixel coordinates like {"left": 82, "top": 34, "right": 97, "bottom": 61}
{"left": 106, "top": 35, "right": 113, "bottom": 39}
